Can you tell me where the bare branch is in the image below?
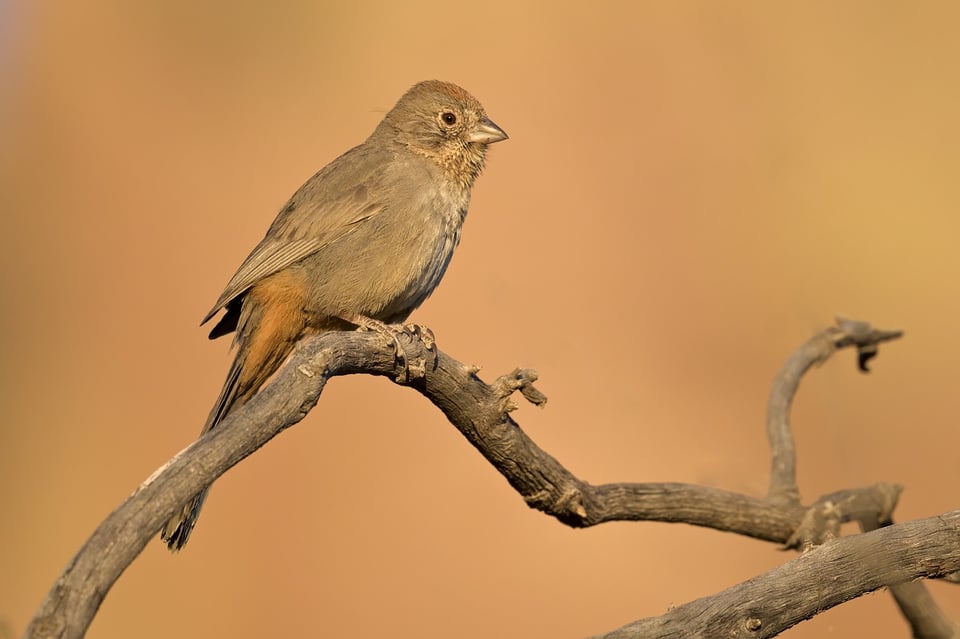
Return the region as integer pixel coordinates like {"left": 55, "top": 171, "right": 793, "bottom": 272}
{"left": 592, "top": 509, "right": 960, "bottom": 639}
{"left": 26, "top": 331, "right": 389, "bottom": 639}
{"left": 887, "top": 581, "right": 960, "bottom": 639}
{"left": 859, "top": 513, "right": 960, "bottom": 638}
{"left": 766, "top": 317, "right": 903, "bottom": 504}
{"left": 785, "top": 483, "right": 902, "bottom": 549}
{"left": 24, "top": 320, "right": 937, "bottom": 639}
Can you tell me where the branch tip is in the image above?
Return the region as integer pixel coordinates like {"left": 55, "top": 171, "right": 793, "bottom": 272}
{"left": 491, "top": 368, "right": 547, "bottom": 411}
{"left": 831, "top": 317, "right": 903, "bottom": 372}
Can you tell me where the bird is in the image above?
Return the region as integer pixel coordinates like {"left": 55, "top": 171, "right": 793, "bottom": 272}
{"left": 161, "top": 80, "right": 507, "bottom": 551}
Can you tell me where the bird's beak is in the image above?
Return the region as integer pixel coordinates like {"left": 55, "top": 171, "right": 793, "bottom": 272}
{"left": 468, "top": 117, "right": 508, "bottom": 144}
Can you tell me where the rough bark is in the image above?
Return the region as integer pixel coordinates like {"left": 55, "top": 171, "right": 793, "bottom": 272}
{"left": 23, "top": 319, "right": 960, "bottom": 639}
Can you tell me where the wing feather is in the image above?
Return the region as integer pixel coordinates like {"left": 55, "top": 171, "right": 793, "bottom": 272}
{"left": 201, "top": 144, "right": 391, "bottom": 325}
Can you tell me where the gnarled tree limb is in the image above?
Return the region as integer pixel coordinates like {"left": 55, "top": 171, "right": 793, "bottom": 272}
{"left": 24, "top": 319, "right": 956, "bottom": 639}
{"left": 765, "top": 317, "right": 903, "bottom": 505}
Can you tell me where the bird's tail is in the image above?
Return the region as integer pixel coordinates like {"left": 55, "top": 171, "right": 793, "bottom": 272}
{"left": 162, "top": 279, "right": 304, "bottom": 551}
{"left": 160, "top": 353, "right": 245, "bottom": 551}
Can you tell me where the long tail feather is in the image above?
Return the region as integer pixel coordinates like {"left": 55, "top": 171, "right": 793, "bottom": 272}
{"left": 160, "top": 354, "right": 245, "bottom": 551}
{"left": 163, "top": 277, "right": 303, "bottom": 551}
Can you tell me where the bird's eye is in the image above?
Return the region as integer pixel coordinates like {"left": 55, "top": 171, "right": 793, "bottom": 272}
{"left": 441, "top": 111, "right": 457, "bottom": 125}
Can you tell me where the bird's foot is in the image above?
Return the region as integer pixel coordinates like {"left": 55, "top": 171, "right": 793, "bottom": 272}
{"left": 404, "top": 323, "right": 436, "bottom": 351}
{"left": 345, "top": 316, "right": 436, "bottom": 381}
{"left": 405, "top": 323, "right": 439, "bottom": 373}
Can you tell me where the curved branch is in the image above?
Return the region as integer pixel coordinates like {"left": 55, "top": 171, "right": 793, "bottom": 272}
{"left": 765, "top": 317, "right": 903, "bottom": 504}
{"left": 24, "top": 321, "right": 934, "bottom": 639}
{"left": 592, "top": 509, "right": 960, "bottom": 639}
{"left": 26, "top": 331, "right": 394, "bottom": 639}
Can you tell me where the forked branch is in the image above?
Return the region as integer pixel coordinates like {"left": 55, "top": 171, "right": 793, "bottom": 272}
{"left": 25, "top": 319, "right": 957, "bottom": 639}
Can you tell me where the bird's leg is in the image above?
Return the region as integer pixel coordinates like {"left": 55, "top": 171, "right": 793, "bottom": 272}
{"left": 340, "top": 315, "right": 435, "bottom": 381}
{"left": 343, "top": 314, "right": 406, "bottom": 363}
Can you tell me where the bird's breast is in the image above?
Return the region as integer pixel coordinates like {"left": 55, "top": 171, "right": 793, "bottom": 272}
{"left": 297, "top": 176, "right": 471, "bottom": 325}
{"left": 379, "top": 184, "right": 468, "bottom": 321}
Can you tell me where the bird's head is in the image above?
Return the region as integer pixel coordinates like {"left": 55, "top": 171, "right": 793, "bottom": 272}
{"left": 381, "top": 80, "right": 508, "bottom": 188}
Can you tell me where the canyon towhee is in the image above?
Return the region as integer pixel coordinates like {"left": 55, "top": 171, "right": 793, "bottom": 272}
{"left": 161, "top": 80, "right": 507, "bottom": 551}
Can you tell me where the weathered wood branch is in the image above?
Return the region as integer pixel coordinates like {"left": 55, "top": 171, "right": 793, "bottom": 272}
{"left": 593, "top": 509, "right": 960, "bottom": 639}
{"left": 765, "top": 317, "right": 903, "bottom": 504}
{"left": 859, "top": 512, "right": 960, "bottom": 638}
{"left": 24, "top": 319, "right": 956, "bottom": 639}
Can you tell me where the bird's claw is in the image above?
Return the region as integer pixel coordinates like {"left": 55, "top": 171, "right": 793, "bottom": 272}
{"left": 404, "top": 323, "right": 436, "bottom": 351}
{"left": 404, "top": 323, "right": 438, "bottom": 370}
{"left": 348, "top": 316, "right": 437, "bottom": 382}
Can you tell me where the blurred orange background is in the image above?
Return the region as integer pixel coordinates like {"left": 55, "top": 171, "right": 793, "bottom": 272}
{"left": 2, "top": 2, "right": 959, "bottom": 637}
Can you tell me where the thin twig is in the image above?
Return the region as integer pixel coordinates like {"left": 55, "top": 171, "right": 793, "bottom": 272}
{"left": 766, "top": 317, "right": 903, "bottom": 504}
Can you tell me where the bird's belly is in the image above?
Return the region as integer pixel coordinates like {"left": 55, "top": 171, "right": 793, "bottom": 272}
{"left": 297, "top": 203, "right": 463, "bottom": 325}
{"left": 378, "top": 222, "right": 459, "bottom": 321}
